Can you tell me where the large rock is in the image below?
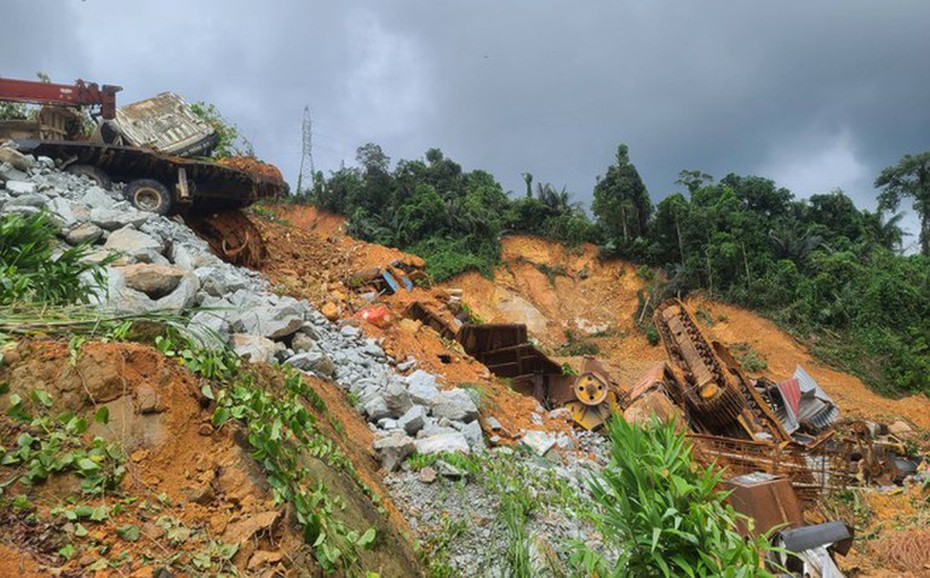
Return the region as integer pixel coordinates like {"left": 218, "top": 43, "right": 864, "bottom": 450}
{"left": 152, "top": 272, "right": 199, "bottom": 310}
{"left": 373, "top": 432, "right": 416, "bottom": 472}
{"left": 406, "top": 371, "right": 441, "bottom": 406}
{"left": 97, "top": 268, "right": 198, "bottom": 313}
{"left": 80, "top": 186, "right": 118, "bottom": 210}
{"left": 459, "top": 420, "right": 485, "bottom": 450}
{"left": 90, "top": 207, "right": 149, "bottom": 231}
{"left": 432, "top": 389, "right": 479, "bottom": 423}
{"left": 47, "top": 198, "right": 77, "bottom": 226}
{"left": 232, "top": 299, "right": 304, "bottom": 340}
{"left": 363, "top": 396, "right": 392, "bottom": 422}
{"left": 187, "top": 310, "right": 231, "bottom": 346}
{"left": 0, "top": 163, "right": 29, "bottom": 183}
{"left": 285, "top": 351, "right": 336, "bottom": 379}
{"left": 7, "top": 193, "right": 48, "bottom": 209}
{"left": 103, "top": 226, "right": 165, "bottom": 263}
{"left": 398, "top": 405, "right": 427, "bottom": 435}
{"left": 382, "top": 380, "right": 412, "bottom": 416}
{"left": 0, "top": 147, "right": 34, "bottom": 172}
{"left": 292, "top": 332, "right": 316, "bottom": 353}
{"left": 118, "top": 263, "right": 185, "bottom": 298}
{"left": 195, "top": 265, "right": 250, "bottom": 296}
{"left": 521, "top": 430, "right": 557, "bottom": 457}
{"left": 65, "top": 223, "right": 104, "bottom": 245}
{"left": 414, "top": 432, "right": 471, "bottom": 456}
{"left": 232, "top": 334, "right": 282, "bottom": 364}
{"left": 5, "top": 181, "right": 37, "bottom": 196}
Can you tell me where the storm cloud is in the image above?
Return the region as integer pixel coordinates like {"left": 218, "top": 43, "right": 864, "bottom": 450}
{"left": 3, "top": 1, "right": 929, "bottom": 245}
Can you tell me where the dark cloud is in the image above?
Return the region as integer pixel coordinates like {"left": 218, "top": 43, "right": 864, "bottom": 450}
{"left": 4, "top": 1, "right": 930, "bottom": 242}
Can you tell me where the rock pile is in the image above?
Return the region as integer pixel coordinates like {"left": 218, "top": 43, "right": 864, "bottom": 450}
{"left": 0, "top": 145, "right": 485, "bottom": 468}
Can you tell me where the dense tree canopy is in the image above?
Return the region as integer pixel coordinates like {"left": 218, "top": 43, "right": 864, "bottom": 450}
{"left": 300, "top": 145, "right": 596, "bottom": 281}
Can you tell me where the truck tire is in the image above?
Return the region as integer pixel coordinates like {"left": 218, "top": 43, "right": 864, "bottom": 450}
{"left": 66, "top": 164, "right": 112, "bottom": 190}
{"left": 125, "top": 179, "right": 173, "bottom": 216}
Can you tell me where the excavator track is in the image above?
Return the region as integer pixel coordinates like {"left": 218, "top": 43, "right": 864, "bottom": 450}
{"left": 184, "top": 210, "right": 267, "bottom": 268}
{"left": 655, "top": 300, "right": 748, "bottom": 433}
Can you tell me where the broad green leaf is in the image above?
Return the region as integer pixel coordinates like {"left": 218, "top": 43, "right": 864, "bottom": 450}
{"left": 31, "top": 389, "right": 53, "bottom": 408}
{"left": 358, "top": 527, "right": 377, "bottom": 548}
{"left": 116, "top": 524, "right": 140, "bottom": 542}
{"left": 94, "top": 406, "right": 110, "bottom": 424}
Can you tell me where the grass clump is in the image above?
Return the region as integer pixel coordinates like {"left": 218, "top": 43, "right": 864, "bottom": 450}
{"left": 732, "top": 342, "right": 768, "bottom": 372}
{"left": 559, "top": 329, "right": 600, "bottom": 356}
{"left": 572, "top": 417, "right": 774, "bottom": 577}
{"left": 0, "top": 211, "right": 109, "bottom": 306}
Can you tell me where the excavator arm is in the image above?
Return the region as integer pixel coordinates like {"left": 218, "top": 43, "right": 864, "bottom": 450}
{"left": 0, "top": 78, "right": 121, "bottom": 119}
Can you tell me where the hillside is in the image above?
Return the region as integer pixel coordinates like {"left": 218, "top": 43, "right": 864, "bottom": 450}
{"left": 1, "top": 151, "right": 928, "bottom": 576}
{"left": 256, "top": 203, "right": 930, "bottom": 576}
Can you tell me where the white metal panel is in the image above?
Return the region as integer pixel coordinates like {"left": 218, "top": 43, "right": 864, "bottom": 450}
{"left": 114, "top": 92, "right": 216, "bottom": 156}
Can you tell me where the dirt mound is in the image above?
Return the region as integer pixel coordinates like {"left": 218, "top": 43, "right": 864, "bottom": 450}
{"left": 218, "top": 156, "right": 285, "bottom": 184}
{"left": 0, "top": 339, "right": 420, "bottom": 576}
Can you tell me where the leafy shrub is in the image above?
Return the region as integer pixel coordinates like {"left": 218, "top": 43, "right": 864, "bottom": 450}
{"left": 0, "top": 211, "right": 108, "bottom": 306}
{"left": 572, "top": 417, "right": 772, "bottom": 577}
{"left": 644, "top": 324, "right": 661, "bottom": 346}
{"left": 559, "top": 330, "right": 601, "bottom": 356}
{"left": 731, "top": 342, "right": 768, "bottom": 372}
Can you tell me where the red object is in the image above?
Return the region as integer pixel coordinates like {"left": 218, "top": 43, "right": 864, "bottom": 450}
{"left": 357, "top": 304, "right": 392, "bottom": 327}
{"left": 777, "top": 378, "right": 802, "bottom": 417}
{"left": 0, "top": 78, "right": 122, "bottom": 119}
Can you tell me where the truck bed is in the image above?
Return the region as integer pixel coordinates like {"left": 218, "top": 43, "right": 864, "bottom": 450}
{"left": 15, "top": 139, "right": 283, "bottom": 211}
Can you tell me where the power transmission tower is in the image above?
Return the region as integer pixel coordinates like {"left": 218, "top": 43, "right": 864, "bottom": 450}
{"left": 297, "top": 106, "right": 315, "bottom": 194}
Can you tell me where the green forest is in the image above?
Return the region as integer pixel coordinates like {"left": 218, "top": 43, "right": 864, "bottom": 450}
{"left": 296, "top": 144, "right": 930, "bottom": 397}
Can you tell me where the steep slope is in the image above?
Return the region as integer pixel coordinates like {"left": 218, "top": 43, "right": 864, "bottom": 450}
{"left": 0, "top": 340, "right": 421, "bottom": 576}
{"left": 259, "top": 205, "right": 930, "bottom": 429}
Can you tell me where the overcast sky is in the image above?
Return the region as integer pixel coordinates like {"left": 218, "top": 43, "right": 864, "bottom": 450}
{"left": 4, "top": 1, "right": 930, "bottom": 246}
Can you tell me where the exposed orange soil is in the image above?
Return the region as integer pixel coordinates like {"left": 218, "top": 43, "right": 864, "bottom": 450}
{"left": 0, "top": 339, "right": 420, "bottom": 577}
{"left": 255, "top": 205, "right": 570, "bottom": 436}
{"left": 254, "top": 204, "right": 930, "bottom": 432}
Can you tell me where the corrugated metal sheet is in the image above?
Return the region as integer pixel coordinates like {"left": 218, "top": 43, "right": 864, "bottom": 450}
{"left": 114, "top": 92, "right": 216, "bottom": 156}
{"left": 793, "top": 365, "right": 839, "bottom": 431}
{"left": 778, "top": 378, "right": 802, "bottom": 416}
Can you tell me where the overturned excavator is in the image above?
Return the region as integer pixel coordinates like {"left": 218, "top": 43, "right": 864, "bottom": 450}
{"left": 0, "top": 77, "right": 282, "bottom": 266}
{"left": 637, "top": 299, "right": 912, "bottom": 503}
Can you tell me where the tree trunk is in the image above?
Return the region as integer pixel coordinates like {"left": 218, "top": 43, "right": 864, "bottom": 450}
{"left": 620, "top": 204, "right": 629, "bottom": 243}
{"left": 921, "top": 209, "right": 930, "bottom": 257}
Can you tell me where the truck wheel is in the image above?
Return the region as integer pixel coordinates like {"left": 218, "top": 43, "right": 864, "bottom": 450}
{"left": 66, "top": 164, "right": 112, "bottom": 190}
{"left": 125, "top": 179, "right": 173, "bottom": 215}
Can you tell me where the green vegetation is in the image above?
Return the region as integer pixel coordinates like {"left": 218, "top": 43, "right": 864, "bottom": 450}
{"left": 0, "top": 211, "right": 382, "bottom": 575}
{"left": 296, "top": 145, "right": 597, "bottom": 281}
{"left": 410, "top": 448, "right": 590, "bottom": 577}
{"left": 1, "top": 389, "right": 125, "bottom": 497}
{"left": 631, "top": 170, "right": 930, "bottom": 395}
{"left": 559, "top": 329, "right": 600, "bottom": 357}
{"left": 572, "top": 417, "right": 773, "bottom": 577}
{"left": 154, "top": 329, "right": 379, "bottom": 573}
{"left": 189, "top": 101, "right": 253, "bottom": 159}
{"left": 0, "top": 211, "right": 109, "bottom": 306}
{"left": 732, "top": 342, "right": 768, "bottom": 372}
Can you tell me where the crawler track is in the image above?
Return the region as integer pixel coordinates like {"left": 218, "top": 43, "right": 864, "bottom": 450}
{"left": 183, "top": 210, "right": 267, "bottom": 268}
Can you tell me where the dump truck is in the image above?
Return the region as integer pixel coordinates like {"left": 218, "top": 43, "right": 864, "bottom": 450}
{"left": 0, "top": 76, "right": 281, "bottom": 266}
